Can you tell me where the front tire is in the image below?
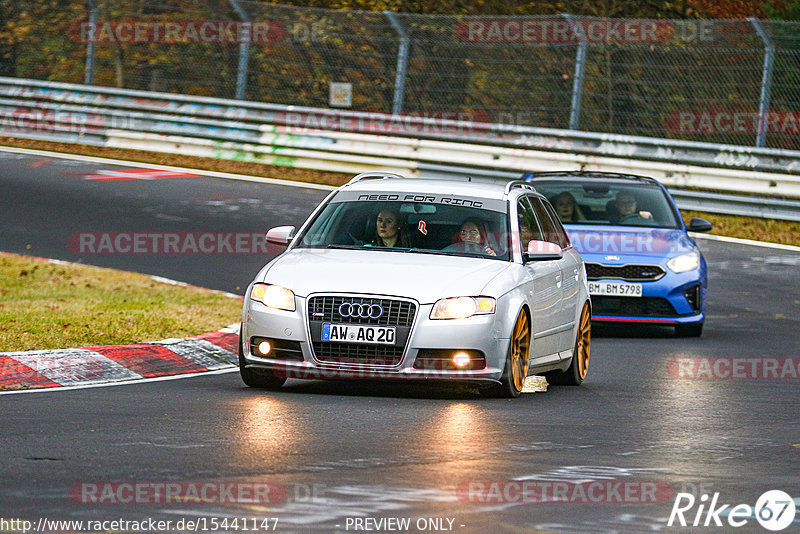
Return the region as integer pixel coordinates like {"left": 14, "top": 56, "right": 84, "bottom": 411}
{"left": 546, "top": 302, "right": 591, "bottom": 386}
{"left": 238, "top": 327, "right": 286, "bottom": 389}
{"left": 482, "top": 309, "right": 531, "bottom": 398}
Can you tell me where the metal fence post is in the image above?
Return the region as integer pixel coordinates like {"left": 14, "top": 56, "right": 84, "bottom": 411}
{"left": 84, "top": 0, "right": 98, "bottom": 85}
{"left": 229, "top": 0, "right": 251, "bottom": 100}
{"left": 750, "top": 18, "right": 775, "bottom": 148}
{"left": 384, "top": 11, "right": 409, "bottom": 115}
{"left": 563, "top": 13, "right": 587, "bottom": 130}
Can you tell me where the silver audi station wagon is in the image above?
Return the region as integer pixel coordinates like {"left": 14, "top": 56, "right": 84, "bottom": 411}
{"left": 240, "top": 173, "right": 591, "bottom": 397}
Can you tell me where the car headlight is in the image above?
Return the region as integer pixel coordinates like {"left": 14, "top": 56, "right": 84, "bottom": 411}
{"left": 430, "top": 296, "right": 496, "bottom": 320}
{"left": 250, "top": 283, "right": 296, "bottom": 312}
{"left": 667, "top": 251, "right": 700, "bottom": 273}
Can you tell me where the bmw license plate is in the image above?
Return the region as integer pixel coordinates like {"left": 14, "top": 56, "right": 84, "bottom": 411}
{"left": 588, "top": 281, "right": 642, "bottom": 297}
{"left": 322, "top": 323, "right": 396, "bottom": 345}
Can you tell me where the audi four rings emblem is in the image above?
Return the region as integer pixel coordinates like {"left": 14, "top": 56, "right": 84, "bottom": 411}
{"left": 339, "top": 302, "right": 384, "bottom": 319}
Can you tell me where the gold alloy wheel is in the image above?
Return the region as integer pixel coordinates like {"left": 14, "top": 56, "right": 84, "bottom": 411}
{"left": 576, "top": 304, "right": 591, "bottom": 379}
{"left": 510, "top": 311, "right": 531, "bottom": 392}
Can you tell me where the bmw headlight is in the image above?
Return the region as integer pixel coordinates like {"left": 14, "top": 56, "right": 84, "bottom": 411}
{"left": 430, "top": 296, "right": 496, "bottom": 320}
{"left": 250, "top": 283, "right": 296, "bottom": 312}
{"left": 667, "top": 251, "right": 700, "bottom": 273}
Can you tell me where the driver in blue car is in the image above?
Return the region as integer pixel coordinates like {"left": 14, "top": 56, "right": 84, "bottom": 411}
{"left": 613, "top": 191, "right": 653, "bottom": 224}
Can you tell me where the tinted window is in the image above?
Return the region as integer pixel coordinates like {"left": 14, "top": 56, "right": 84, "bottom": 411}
{"left": 529, "top": 196, "right": 570, "bottom": 249}
{"left": 541, "top": 199, "right": 572, "bottom": 249}
{"left": 297, "top": 197, "right": 511, "bottom": 261}
{"left": 533, "top": 180, "right": 681, "bottom": 228}
{"left": 516, "top": 197, "right": 544, "bottom": 253}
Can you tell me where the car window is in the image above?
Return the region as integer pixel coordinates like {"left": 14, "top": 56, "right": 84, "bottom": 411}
{"left": 529, "top": 196, "right": 570, "bottom": 249}
{"left": 296, "top": 193, "right": 511, "bottom": 261}
{"left": 541, "top": 199, "right": 572, "bottom": 249}
{"left": 516, "top": 197, "right": 543, "bottom": 252}
{"left": 532, "top": 181, "right": 682, "bottom": 228}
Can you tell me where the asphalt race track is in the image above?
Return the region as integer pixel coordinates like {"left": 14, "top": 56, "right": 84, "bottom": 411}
{"left": 1, "top": 150, "right": 799, "bottom": 533}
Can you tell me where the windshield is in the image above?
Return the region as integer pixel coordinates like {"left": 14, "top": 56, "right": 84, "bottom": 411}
{"left": 532, "top": 181, "right": 682, "bottom": 229}
{"left": 295, "top": 192, "right": 511, "bottom": 261}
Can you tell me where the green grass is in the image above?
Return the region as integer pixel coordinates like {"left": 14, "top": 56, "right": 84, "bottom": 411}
{"left": 0, "top": 253, "right": 242, "bottom": 352}
{"left": 682, "top": 210, "right": 800, "bottom": 247}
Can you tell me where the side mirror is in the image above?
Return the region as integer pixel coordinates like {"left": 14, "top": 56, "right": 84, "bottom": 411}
{"left": 265, "top": 226, "right": 296, "bottom": 246}
{"left": 687, "top": 217, "right": 713, "bottom": 233}
{"left": 523, "top": 240, "right": 563, "bottom": 262}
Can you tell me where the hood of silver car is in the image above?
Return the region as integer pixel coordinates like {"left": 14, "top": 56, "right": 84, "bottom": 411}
{"left": 259, "top": 248, "right": 514, "bottom": 304}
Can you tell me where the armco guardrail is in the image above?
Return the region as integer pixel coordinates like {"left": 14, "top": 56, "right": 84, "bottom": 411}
{"left": 2, "top": 77, "right": 800, "bottom": 219}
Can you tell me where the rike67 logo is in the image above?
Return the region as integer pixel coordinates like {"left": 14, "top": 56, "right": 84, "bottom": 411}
{"left": 668, "top": 490, "right": 796, "bottom": 530}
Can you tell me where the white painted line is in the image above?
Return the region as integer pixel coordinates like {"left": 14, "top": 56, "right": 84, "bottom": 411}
{"left": 691, "top": 232, "right": 800, "bottom": 252}
{"left": 0, "top": 145, "right": 337, "bottom": 191}
{"left": 150, "top": 275, "right": 242, "bottom": 298}
{"left": 150, "top": 275, "right": 188, "bottom": 287}
{"left": 0, "top": 367, "right": 238, "bottom": 396}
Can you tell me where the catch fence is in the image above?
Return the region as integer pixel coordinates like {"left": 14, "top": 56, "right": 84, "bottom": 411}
{"left": 2, "top": 2, "right": 798, "bottom": 149}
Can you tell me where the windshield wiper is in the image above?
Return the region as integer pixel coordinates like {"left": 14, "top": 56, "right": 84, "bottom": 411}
{"left": 325, "top": 244, "right": 364, "bottom": 250}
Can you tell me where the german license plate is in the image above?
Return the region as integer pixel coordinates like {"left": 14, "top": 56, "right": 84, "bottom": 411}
{"left": 322, "top": 323, "right": 396, "bottom": 345}
{"left": 588, "top": 281, "right": 643, "bottom": 297}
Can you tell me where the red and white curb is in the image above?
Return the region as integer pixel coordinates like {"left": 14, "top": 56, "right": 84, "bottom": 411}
{"left": 0, "top": 323, "right": 240, "bottom": 391}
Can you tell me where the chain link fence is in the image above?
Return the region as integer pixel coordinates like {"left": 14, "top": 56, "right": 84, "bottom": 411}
{"left": 1, "top": 1, "right": 798, "bottom": 149}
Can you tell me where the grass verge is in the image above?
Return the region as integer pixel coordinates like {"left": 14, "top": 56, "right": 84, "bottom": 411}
{"left": 2, "top": 137, "right": 799, "bottom": 247}
{"left": 0, "top": 253, "right": 242, "bottom": 352}
{"left": 683, "top": 210, "right": 800, "bottom": 247}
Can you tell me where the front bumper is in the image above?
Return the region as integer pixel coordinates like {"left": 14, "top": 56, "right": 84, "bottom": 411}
{"left": 590, "top": 270, "right": 706, "bottom": 325}
{"left": 242, "top": 293, "right": 509, "bottom": 383}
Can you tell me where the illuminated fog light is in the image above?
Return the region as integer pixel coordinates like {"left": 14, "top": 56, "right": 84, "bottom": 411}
{"left": 452, "top": 352, "right": 471, "bottom": 368}
{"left": 257, "top": 341, "right": 272, "bottom": 356}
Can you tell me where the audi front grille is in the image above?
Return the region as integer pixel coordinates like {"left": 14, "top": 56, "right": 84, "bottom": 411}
{"left": 307, "top": 295, "right": 417, "bottom": 366}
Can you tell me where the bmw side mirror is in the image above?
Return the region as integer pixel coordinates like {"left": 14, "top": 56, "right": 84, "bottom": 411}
{"left": 523, "top": 240, "right": 563, "bottom": 262}
{"left": 687, "top": 218, "right": 713, "bottom": 233}
{"left": 265, "top": 226, "right": 296, "bottom": 246}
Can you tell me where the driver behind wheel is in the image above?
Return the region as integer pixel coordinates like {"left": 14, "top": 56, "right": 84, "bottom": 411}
{"left": 457, "top": 217, "right": 496, "bottom": 256}
{"left": 612, "top": 192, "right": 653, "bottom": 224}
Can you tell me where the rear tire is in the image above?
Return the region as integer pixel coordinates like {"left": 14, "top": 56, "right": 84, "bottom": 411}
{"left": 675, "top": 323, "right": 703, "bottom": 337}
{"left": 481, "top": 310, "right": 531, "bottom": 398}
{"left": 546, "top": 302, "right": 591, "bottom": 386}
{"left": 238, "top": 327, "right": 286, "bottom": 389}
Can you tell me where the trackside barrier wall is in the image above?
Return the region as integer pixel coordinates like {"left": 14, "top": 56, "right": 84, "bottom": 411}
{"left": 2, "top": 77, "right": 800, "bottom": 220}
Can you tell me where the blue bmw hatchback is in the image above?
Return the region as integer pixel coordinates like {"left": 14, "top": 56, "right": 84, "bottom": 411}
{"left": 523, "top": 171, "right": 712, "bottom": 337}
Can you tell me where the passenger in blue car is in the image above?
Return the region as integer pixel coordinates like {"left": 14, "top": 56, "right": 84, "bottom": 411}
{"left": 553, "top": 191, "right": 585, "bottom": 223}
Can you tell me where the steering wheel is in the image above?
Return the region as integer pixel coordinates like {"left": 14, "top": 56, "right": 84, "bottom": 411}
{"left": 618, "top": 213, "right": 645, "bottom": 224}
{"left": 442, "top": 241, "right": 485, "bottom": 254}
{"left": 346, "top": 232, "right": 365, "bottom": 246}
